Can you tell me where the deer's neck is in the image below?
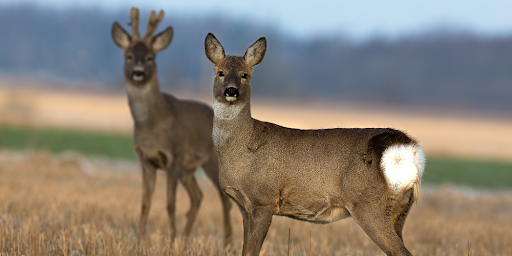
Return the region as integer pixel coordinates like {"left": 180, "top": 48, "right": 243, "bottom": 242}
{"left": 212, "top": 100, "right": 253, "bottom": 149}
{"left": 125, "top": 77, "right": 166, "bottom": 124}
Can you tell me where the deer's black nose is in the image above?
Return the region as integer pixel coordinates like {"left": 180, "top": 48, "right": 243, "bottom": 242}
{"left": 224, "top": 87, "right": 239, "bottom": 97}
{"left": 132, "top": 71, "right": 144, "bottom": 76}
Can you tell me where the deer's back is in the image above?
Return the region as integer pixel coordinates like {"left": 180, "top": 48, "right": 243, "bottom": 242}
{"left": 134, "top": 93, "right": 215, "bottom": 170}
{"left": 240, "top": 119, "right": 415, "bottom": 173}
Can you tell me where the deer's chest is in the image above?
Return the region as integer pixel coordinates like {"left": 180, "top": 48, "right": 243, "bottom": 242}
{"left": 131, "top": 102, "right": 149, "bottom": 122}
{"left": 212, "top": 126, "right": 230, "bottom": 148}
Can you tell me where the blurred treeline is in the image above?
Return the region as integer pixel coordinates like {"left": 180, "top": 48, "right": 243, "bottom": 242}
{"left": 1, "top": 4, "right": 512, "bottom": 113}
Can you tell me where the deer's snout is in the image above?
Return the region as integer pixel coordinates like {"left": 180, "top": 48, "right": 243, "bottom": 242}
{"left": 132, "top": 64, "right": 145, "bottom": 81}
{"left": 224, "top": 87, "right": 239, "bottom": 102}
{"left": 132, "top": 70, "right": 145, "bottom": 81}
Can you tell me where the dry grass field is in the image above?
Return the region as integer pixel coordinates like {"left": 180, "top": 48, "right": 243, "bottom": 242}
{"left": 1, "top": 151, "right": 512, "bottom": 256}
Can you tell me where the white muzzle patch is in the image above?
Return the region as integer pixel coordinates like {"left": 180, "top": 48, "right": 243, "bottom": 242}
{"left": 133, "top": 74, "right": 144, "bottom": 81}
{"left": 381, "top": 144, "right": 425, "bottom": 191}
{"left": 225, "top": 96, "right": 237, "bottom": 102}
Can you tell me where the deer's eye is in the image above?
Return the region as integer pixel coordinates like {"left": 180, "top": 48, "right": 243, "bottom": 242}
{"left": 126, "top": 55, "right": 133, "bottom": 61}
{"left": 241, "top": 74, "right": 248, "bottom": 79}
{"left": 218, "top": 71, "right": 225, "bottom": 77}
{"left": 146, "top": 56, "right": 153, "bottom": 61}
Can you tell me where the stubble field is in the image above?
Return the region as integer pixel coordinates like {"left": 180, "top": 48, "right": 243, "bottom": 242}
{"left": 1, "top": 151, "right": 512, "bottom": 256}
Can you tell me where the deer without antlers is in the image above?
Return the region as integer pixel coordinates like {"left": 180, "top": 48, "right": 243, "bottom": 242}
{"left": 110, "top": 8, "right": 232, "bottom": 244}
{"left": 204, "top": 33, "right": 426, "bottom": 256}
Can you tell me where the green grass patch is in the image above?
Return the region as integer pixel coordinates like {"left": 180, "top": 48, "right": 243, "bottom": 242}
{"left": 0, "top": 125, "right": 136, "bottom": 159}
{"left": 1, "top": 125, "right": 512, "bottom": 189}
{"left": 423, "top": 156, "right": 512, "bottom": 189}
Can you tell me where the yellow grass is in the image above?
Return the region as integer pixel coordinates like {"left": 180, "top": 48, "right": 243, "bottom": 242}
{"left": 1, "top": 151, "right": 512, "bottom": 255}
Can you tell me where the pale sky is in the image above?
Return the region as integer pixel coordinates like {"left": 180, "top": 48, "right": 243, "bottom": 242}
{"left": 6, "top": 0, "right": 512, "bottom": 40}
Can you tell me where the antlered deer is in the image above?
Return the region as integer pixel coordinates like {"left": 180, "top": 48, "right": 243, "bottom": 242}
{"left": 204, "top": 33, "right": 425, "bottom": 256}
{"left": 110, "top": 8, "right": 232, "bottom": 244}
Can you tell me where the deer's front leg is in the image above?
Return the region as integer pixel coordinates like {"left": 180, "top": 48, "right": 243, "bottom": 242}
{"left": 241, "top": 207, "right": 273, "bottom": 256}
{"left": 139, "top": 160, "right": 157, "bottom": 239}
{"left": 202, "top": 156, "right": 233, "bottom": 246}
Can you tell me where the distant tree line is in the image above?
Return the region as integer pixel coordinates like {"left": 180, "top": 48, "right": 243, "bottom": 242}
{"left": 1, "top": 4, "right": 511, "bottom": 113}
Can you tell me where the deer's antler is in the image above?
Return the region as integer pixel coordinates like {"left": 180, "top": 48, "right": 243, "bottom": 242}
{"left": 142, "top": 10, "right": 165, "bottom": 43}
{"left": 129, "top": 7, "right": 141, "bottom": 40}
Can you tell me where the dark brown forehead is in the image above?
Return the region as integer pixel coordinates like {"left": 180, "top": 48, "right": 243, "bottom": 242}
{"left": 128, "top": 41, "right": 152, "bottom": 55}
{"left": 219, "top": 56, "right": 249, "bottom": 71}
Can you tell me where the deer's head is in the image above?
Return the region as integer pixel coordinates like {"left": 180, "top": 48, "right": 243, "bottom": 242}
{"left": 205, "top": 33, "right": 266, "bottom": 105}
{"left": 111, "top": 8, "right": 173, "bottom": 86}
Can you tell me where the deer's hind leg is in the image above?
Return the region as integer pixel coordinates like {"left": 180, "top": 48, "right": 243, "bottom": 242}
{"left": 179, "top": 170, "right": 203, "bottom": 239}
{"left": 347, "top": 191, "right": 412, "bottom": 256}
{"left": 165, "top": 170, "right": 179, "bottom": 242}
{"left": 392, "top": 189, "right": 415, "bottom": 243}
{"left": 203, "top": 154, "right": 233, "bottom": 245}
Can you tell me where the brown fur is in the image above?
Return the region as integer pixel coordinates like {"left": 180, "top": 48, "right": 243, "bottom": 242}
{"left": 205, "top": 33, "right": 421, "bottom": 256}
{"left": 111, "top": 9, "right": 232, "bottom": 245}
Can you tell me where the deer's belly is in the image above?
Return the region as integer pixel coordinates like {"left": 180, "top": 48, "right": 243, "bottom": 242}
{"left": 277, "top": 199, "right": 350, "bottom": 224}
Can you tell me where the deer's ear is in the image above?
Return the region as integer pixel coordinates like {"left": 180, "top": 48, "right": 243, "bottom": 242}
{"left": 152, "top": 26, "right": 173, "bottom": 52}
{"left": 244, "top": 37, "right": 266, "bottom": 68}
{"left": 205, "top": 33, "right": 225, "bottom": 64}
{"left": 111, "top": 22, "right": 131, "bottom": 49}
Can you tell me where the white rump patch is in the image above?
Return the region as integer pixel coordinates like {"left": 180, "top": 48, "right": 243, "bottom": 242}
{"left": 214, "top": 101, "right": 246, "bottom": 120}
{"left": 212, "top": 126, "right": 229, "bottom": 147}
{"left": 381, "top": 144, "right": 425, "bottom": 191}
